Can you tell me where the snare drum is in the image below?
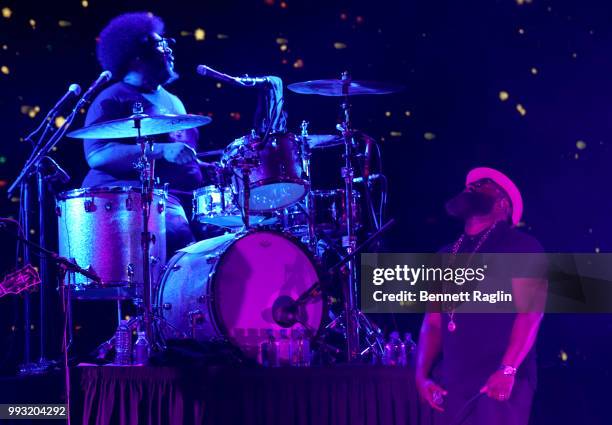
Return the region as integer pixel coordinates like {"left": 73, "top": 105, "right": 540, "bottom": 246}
{"left": 193, "top": 185, "right": 240, "bottom": 227}
{"left": 56, "top": 187, "right": 167, "bottom": 299}
{"left": 193, "top": 185, "right": 269, "bottom": 228}
{"left": 223, "top": 133, "right": 308, "bottom": 212}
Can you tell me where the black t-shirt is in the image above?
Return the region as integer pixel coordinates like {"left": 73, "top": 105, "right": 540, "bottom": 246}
{"left": 437, "top": 221, "right": 545, "bottom": 395}
{"left": 81, "top": 81, "right": 203, "bottom": 191}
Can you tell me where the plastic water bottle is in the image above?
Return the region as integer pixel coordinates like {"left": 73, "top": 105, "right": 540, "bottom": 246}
{"left": 383, "top": 331, "right": 406, "bottom": 366}
{"left": 114, "top": 320, "right": 132, "bottom": 365}
{"left": 133, "top": 331, "right": 150, "bottom": 365}
{"left": 260, "top": 329, "right": 279, "bottom": 367}
{"left": 277, "top": 329, "right": 292, "bottom": 365}
{"left": 290, "top": 328, "right": 311, "bottom": 367}
{"left": 404, "top": 332, "right": 417, "bottom": 360}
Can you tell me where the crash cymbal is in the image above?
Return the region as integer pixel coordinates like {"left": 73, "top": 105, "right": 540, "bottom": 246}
{"left": 304, "top": 134, "right": 343, "bottom": 149}
{"left": 67, "top": 113, "right": 212, "bottom": 139}
{"left": 287, "top": 79, "right": 404, "bottom": 96}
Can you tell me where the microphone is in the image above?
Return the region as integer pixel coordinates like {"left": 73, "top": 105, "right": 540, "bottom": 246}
{"left": 49, "top": 84, "right": 81, "bottom": 116}
{"left": 41, "top": 156, "right": 70, "bottom": 184}
{"left": 73, "top": 70, "right": 113, "bottom": 111}
{"left": 196, "top": 64, "right": 269, "bottom": 87}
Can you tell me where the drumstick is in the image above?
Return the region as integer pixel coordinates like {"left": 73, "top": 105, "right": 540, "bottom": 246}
{"left": 196, "top": 159, "right": 218, "bottom": 167}
{"left": 196, "top": 149, "right": 224, "bottom": 157}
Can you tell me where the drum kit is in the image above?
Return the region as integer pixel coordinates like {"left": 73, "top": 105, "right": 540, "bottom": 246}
{"left": 53, "top": 73, "right": 402, "bottom": 363}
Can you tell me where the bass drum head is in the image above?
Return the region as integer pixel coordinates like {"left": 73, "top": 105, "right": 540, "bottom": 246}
{"left": 213, "top": 231, "right": 322, "bottom": 352}
{"left": 157, "top": 231, "right": 323, "bottom": 357}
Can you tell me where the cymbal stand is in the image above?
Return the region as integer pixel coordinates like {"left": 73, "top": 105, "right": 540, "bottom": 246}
{"left": 337, "top": 71, "right": 361, "bottom": 361}
{"left": 132, "top": 104, "right": 155, "bottom": 347}
{"left": 299, "top": 120, "right": 317, "bottom": 252}
{"left": 242, "top": 167, "right": 251, "bottom": 228}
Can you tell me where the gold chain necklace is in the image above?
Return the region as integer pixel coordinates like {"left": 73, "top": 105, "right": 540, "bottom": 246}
{"left": 446, "top": 222, "right": 498, "bottom": 332}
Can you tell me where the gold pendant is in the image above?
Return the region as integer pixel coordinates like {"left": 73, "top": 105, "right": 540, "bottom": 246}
{"left": 448, "top": 320, "right": 456, "bottom": 332}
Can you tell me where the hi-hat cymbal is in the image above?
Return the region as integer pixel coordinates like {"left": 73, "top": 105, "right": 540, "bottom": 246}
{"left": 67, "top": 113, "right": 212, "bottom": 140}
{"left": 287, "top": 79, "right": 404, "bottom": 96}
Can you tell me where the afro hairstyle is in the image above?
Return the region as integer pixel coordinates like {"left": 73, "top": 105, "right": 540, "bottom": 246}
{"left": 96, "top": 12, "right": 165, "bottom": 79}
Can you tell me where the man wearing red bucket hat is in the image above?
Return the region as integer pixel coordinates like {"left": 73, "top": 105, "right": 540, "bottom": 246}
{"left": 415, "top": 167, "right": 548, "bottom": 425}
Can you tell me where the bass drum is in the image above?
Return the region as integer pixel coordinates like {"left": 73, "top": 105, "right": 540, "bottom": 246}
{"left": 156, "top": 230, "right": 323, "bottom": 358}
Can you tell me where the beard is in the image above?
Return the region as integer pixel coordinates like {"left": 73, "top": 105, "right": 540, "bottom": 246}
{"left": 144, "top": 53, "right": 179, "bottom": 86}
{"left": 445, "top": 191, "right": 495, "bottom": 220}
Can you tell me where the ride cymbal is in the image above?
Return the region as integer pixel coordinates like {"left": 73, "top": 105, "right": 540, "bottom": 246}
{"left": 67, "top": 113, "right": 212, "bottom": 139}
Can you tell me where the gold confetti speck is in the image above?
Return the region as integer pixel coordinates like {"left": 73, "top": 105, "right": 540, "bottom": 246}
{"left": 390, "top": 131, "right": 402, "bottom": 137}
{"left": 194, "top": 28, "right": 205, "bottom": 41}
{"left": 215, "top": 82, "right": 222, "bottom": 89}
{"left": 384, "top": 111, "right": 392, "bottom": 117}
{"left": 293, "top": 58, "right": 304, "bottom": 69}
{"left": 1, "top": 65, "right": 9, "bottom": 75}
{"left": 29, "top": 19, "right": 36, "bottom": 29}
{"left": 559, "top": 350, "right": 568, "bottom": 362}
{"left": 518, "top": 28, "right": 525, "bottom": 35}
{"left": 576, "top": 140, "right": 586, "bottom": 150}
{"left": 58, "top": 20, "right": 72, "bottom": 28}
{"left": 1, "top": 7, "right": 12, "bottom": 19}
{"left": 55, "top": 116, "right": 66, "bottom": 128}
{"left": 180, "top": 31, "right": 192, "bottom": 37}
{"left": 333, "top": 42, "right": 347, "bottom": 50}
{"left": 81, "top": 0, "right": 89, "bottom": 7}
{"left": 499, "top": 91, "right": 509, "bottom": 101}
{"left": 279, "top": 44, "right": 288, "bottom": 52}
{"left": 29, "top": 228, "right": 36, "bottom": 235}
{"left": 424, "top": 132, "right": 436, "bottom": 141}
{"left": 516, "top": 103, "right": 527, "bottom": 116}
{"left": 404, "top": 110, "right": 411, "bottom": 117}
{"left": 276, "top": 37, "right": 288, "bottom": 45}
{"left": 530, "top": 67, "right": 538, "bottom": 75}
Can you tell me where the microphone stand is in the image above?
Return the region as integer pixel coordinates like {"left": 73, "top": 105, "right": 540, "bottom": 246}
{"left": 11, "top": 228, "right": 100, "bottom": 423}
{"left": 8, "top": 94, "right": 81, "bottom": 376}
